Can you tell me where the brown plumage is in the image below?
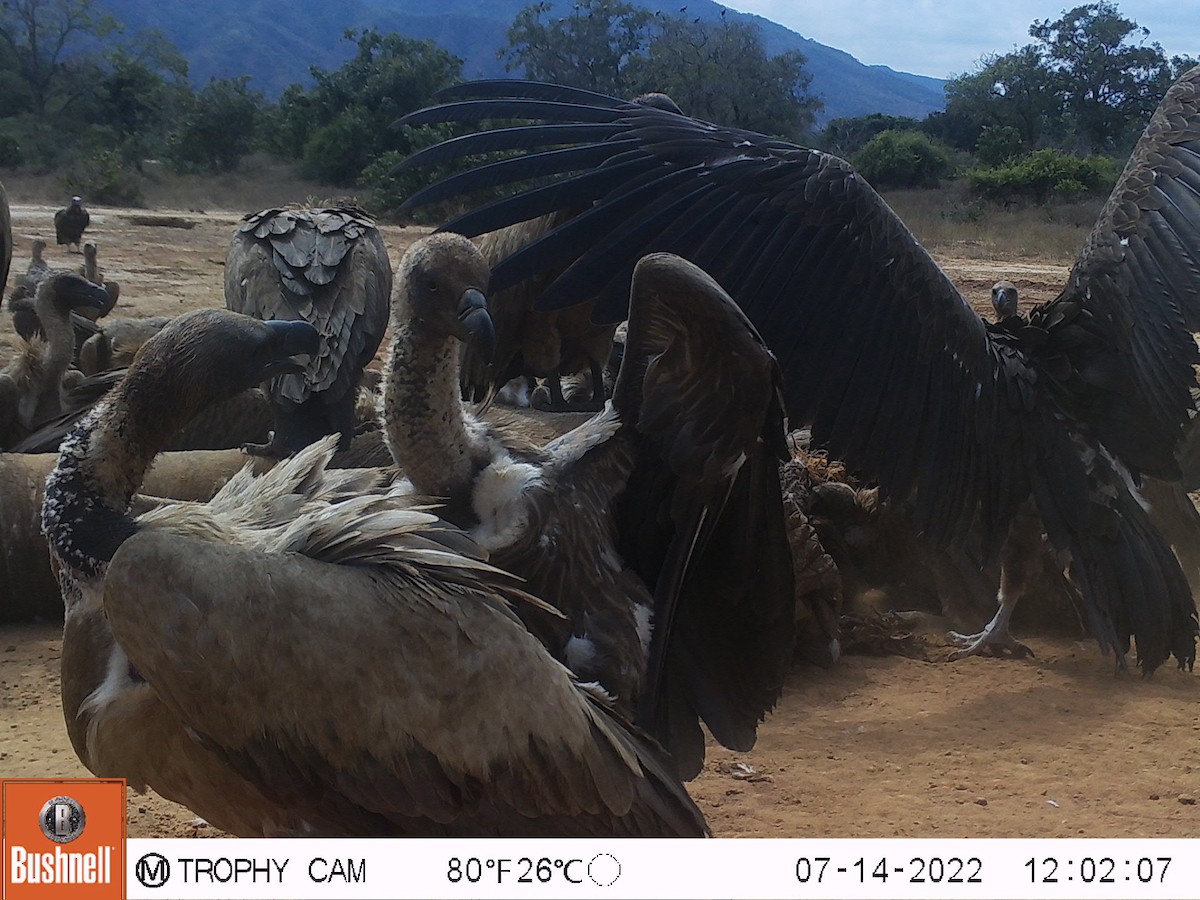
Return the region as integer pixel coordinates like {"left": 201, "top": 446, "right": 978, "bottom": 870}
{"left": 77, "top": 315, "right": 170, "bottom": 375}
{"left": 43, "top": 308, "right": 707, "bottom": 837}
{"left": 384, "top": 234, "right": 796, "bottom": 779}
{"left": 54, "top": 196, "right": 89, "bottom": 251}
{"left": 0, "top": 272, "right": 110, "bottom": 448}
{"left": 397, "top": 68, "right": 1200, "bottom": 671}
{"left": 224, "top": 205, "right": 392, "bottom": 456}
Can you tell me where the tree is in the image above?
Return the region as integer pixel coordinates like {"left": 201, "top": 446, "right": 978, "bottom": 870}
{"left": 501, "top": 0, "right": 652, "bottom": 97}
{"left": 629, "top": 13, "right": 821, "bottom": 139}
{"left": 0, "top": 0, "right": 116, "bottom": 116}
{"left": 942, "top": 45, "right": 1061, "bottom": 152}
{"left": 275, "top": 29, "right": 463, "bottom": 184}
{"left": 1030, "top": 2, "right": 1177, "bottom": 150}
{"left": 168, "top": 76, "right": 265, "bottom": 173}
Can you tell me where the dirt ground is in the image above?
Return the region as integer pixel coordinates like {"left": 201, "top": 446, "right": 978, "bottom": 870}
{"left": 0, "top": 199, "right": 1196, "bottom": 840}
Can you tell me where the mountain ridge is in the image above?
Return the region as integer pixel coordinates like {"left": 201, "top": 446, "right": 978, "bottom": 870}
{"left": 97, "top": 0, "right": 946, "bottom": 123}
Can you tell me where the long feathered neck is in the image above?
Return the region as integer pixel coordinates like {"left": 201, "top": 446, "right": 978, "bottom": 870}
{"left": 43, "top": 372, "right": 197, "bottom": 578}
{"left": 34, "top": 290, "right": 75, "bottom": 395}
{"left": 382, "top": 314, "right": 487, "bottom": 500}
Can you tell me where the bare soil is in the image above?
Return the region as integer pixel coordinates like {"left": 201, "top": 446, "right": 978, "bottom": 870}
{"left": 1, "top": 199, "right": 1196, "bottom": 839}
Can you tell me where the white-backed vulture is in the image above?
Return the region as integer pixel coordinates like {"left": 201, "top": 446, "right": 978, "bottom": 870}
{"left": 54, "top": 196, "right": 89, "bottom": 251}
{"left": 224, "top": 205, "right": 392, "bottom": 456}
{"left": 74, "top": 241, "right": 120, "bottom": 318}
{"left": 0, "top": 272, "right": 110, "bottom": 448}
{"left": 8, "top": 238, "right": 50, "bottom": 340}
{"left": 43, "top": 307, "right": 707, "bottom": 837}
{"left": 395, "top": 71, "right": 1200, "bottom": 672}
{"left": 383, "top": 234, "right": 798, "bottom": 779}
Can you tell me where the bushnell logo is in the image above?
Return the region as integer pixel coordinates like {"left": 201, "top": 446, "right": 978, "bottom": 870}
{"left": 38, "top": 796, "right": 86, "bottom": 844}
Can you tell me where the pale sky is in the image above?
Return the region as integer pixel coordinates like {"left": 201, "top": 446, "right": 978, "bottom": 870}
{"left": 718, "top": 1, "right": 1199, "bottom": 79}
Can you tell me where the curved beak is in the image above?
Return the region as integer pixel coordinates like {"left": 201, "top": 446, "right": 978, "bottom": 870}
{"left": 456, "top": 288, "right": 495, "bottom": 364}
{"left": 74, "top": 280, "right": 112, "bottom": 314}
{"left": 258, "top": 319, "right": 322, "bottom": 379}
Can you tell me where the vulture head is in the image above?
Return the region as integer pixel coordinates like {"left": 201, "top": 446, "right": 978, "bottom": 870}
{"left": 115, "top": 309, "right": 320, "bottom": 443}
{"left": 990, "top": 280, "right": 1020, "bottom": 320}
{"left": 37, "top": 271, "right": 110, "bottom": 321}
{"left": 394, "top": 232, "right": 495, "bottom": 362}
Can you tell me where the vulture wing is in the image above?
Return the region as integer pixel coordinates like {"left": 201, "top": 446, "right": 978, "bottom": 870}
{"left": 397, "top": 75, "right": 1200, "bottom": 671}
{"left": 101, "top": 526, "right": 707, "bottom": 837}
{"left": 509, "top": 254, "right": 797, "bottom": 777}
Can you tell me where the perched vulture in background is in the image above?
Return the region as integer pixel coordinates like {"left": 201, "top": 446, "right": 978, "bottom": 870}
{"left": 43, "top": 308, "right": 707, "bottom": 837}
{"left": 225, "top": 205, "right": 392, "bottom": 456}
{"left": 382, "top": 234, "right": 798, "bottom": 779}
{"left": 8, "top": 239, "right": 51, "bottom": 340}
{"left": 75, "top": 241, "right": 120, "bottom": 316}
{"left": 54, "top": 196, "right": 89, "bottom": 251}
{"left": 395, "top": 69, "right": 1200, "bottom": 672}
{"left": 0, "top": 272, "right": 110, "bottom": 448}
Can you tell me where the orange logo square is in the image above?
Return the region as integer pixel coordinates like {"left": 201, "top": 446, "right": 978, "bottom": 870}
{"left": 1, "top": 779, "right": 125, "bottom": 900}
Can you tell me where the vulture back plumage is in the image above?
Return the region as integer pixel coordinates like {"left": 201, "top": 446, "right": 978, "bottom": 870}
{"left": 224, "top": 205, "right": 392, "bottom": 453}
{"left": 395, "top": 70, "right": 1200, "bottom": 671}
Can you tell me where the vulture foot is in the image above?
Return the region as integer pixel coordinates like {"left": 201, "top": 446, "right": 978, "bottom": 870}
{"left": 531, "top": 380, "right": 605, "bottom": 413}
{"left": 241, "top": 433, "right": 292, "bottom": 459}
{"left": 945, "top": 625, "right": 1034, "bottom": 660}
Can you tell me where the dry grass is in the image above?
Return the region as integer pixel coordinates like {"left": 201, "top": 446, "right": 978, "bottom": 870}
{"left": 882, "top": 182, "right": 1104, "bottom": 265}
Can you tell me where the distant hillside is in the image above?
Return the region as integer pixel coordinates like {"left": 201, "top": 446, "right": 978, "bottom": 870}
{"left": 97, "top": 0, "right": 945, "bottom": 123}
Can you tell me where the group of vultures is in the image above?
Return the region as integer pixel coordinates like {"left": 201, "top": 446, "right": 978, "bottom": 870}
{"left": 0, "top": 64, "right": 1197, "bottom": 837}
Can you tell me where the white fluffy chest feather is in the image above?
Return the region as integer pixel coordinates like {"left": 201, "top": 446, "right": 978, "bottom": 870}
{"left": 469, "top": 453, "right": 543, "bottom": 553}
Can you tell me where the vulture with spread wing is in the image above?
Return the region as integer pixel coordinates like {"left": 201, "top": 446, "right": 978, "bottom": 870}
{"left": 383, "top": 234, "right": 798, "bottom": 778}
{"left": 225, "top": 205, "right": 391, "bottom": 456}
{"left": 395, "top": 70, "right": 1200, "bottom": 672}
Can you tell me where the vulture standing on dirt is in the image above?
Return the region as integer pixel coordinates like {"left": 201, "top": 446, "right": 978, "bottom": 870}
{"left": 383, "top": 234, "right": 798, "bottom": 778}
{"left": 395, "top": 69, "right": 1200, "bottom": 672}
{"left": 54, "top": 196, "right": 89, "bottom": 251}
{"left": 43, "top": 307, "right": 706, "bottom": 838}
{"left": 74, "top": 241, "right": 120, "bottom": 316}
{"left": 225, "top": 205, "right": 391, "bottom": 456}
{"left": 8, "top": 239, "right": 51, "bottom": 340}
{"left": 0, "top": 272, "right": 111, "bottom": 448}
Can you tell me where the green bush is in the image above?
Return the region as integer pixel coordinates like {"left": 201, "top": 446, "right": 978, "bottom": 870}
{"left": 61, "top": 149, "right": 145, "bottom": 207}
{"left": 851, "top": 130, "right": 952, "bottom": 189}
{"left": 968, "top": 149, "right": 1118, "bottom": 204}
{"left": 975, "top": 125, "right": 1023, "bottom": 166}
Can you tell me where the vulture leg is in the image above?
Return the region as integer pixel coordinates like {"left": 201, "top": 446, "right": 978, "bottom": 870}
{"left": 531, "top": 372, "right": 570, "bottom": 410}
{"left": 241, "top": 433, "right": 290, "bottom": 459}
{"left": 946, "top": 512, "right": 1041, "bottom": 659}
